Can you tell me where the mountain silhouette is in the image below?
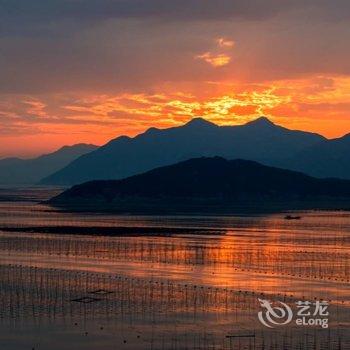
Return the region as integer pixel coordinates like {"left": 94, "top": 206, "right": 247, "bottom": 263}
{"left": 0, "top": 144, "right": 98, "bottom": 185}
{"left": 49, "top": 157, "right": 350, "bottom": 212}
{"left": 41, "top": 116, "right": 325, "bottom": 185}
{"left": 278, "top": 134, "right": 350, "bottom": 179}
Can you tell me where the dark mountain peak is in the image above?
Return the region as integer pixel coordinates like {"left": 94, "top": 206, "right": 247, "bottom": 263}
{"left": 40, "top": 143, "right": 98, "bottom": 159}
{"left": 144, "top": 126, "right": 160, "bottom": 134}
{"left": 325, "top": 133, "right": 350, "bottom": 148}
{"left": 338, "top": 133, "right": 350, "bottom": 140}
{"left": 57, "top": 143, "right": 97, "bottom": 152}
{"left": 246, "top": 116, "right": 275, "bottom": 127}
{"left": 184, "top": 117, "right": 217, "bottom": 128}
{"left": 136, "top": 118, "right": 217, "bottom": 139}
{"left": 40, "top": 115, "right": 330, "bottom": 186}
{"left": 0, "top": 143, "right": 98, "bottom": 186}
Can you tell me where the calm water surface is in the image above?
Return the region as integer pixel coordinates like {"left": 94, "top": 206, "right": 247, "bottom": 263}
{"left": 0, "top": 188, "right": 349, "bottom": 349}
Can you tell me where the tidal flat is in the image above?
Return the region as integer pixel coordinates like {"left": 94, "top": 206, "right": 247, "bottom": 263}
{"left": 0, "top": 189, "right": 348, "bottom": 349}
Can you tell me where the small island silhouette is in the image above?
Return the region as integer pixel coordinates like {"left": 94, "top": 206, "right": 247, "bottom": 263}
{"left": 48, "top": 157, "right": 350, "bottom": 213}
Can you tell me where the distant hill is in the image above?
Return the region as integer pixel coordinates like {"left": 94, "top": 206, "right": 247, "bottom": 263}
{"left": 49, "top": 157, "right": 350, "bottom": 212}
{"left": 0, "top": 144, "right": 98, "bottom": 185}
{"left": 278, "top": 134, "right": 350, "bottom": 179}
{"left": 41, "top": 117, "right": 325, "bottom": 185}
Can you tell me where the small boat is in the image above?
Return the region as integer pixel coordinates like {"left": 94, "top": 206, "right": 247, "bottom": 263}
{"left": 284, "top": 215, "right": 301, "bottom": 220}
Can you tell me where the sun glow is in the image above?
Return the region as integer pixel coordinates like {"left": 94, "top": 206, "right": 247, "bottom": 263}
{"left": 1, "top": 74, "right": 350, "bottom": 157}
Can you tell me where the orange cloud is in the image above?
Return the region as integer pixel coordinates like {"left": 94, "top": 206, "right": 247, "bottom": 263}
{"left": 196, "top": 52, "right": 231, "bottom": 67}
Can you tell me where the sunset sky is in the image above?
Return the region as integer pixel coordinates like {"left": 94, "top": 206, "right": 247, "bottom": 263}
{"left": 1, "top": 0, "right": 350, "bottom": 158}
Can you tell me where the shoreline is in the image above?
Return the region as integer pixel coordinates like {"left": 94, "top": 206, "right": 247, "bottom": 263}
{"left": 0, "top": 225, "right": 226, "bottom": 236}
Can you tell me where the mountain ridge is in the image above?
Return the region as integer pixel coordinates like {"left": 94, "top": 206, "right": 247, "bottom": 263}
{"left": 41, "top": 116, "right": 327, "bottom": 185}
{"left": 0, "top": 143, "right": 98, "bottom": 185}
{"left": 278, "top": 134, "right": 350, "bottom": 179}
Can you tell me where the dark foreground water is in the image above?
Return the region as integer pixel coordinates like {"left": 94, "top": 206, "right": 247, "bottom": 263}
{"left": 0, "top": 188, "right": 349, "bottom": 349}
